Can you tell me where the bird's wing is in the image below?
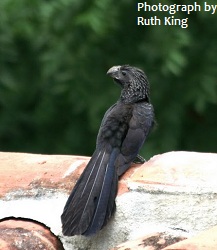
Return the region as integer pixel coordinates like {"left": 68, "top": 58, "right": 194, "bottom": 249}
{"left": 116, "top": 102, "right": 154, "bottom": 176}
{"left": 96, "top": 103, "right": 117, "bottom": 146}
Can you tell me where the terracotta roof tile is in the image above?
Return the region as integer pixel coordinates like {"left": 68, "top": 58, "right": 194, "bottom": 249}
{"left": 0, "top": 151, "right": 217, "bottom": 250}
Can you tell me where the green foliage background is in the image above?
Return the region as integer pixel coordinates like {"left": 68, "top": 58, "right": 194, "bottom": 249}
{"left": 0, "top": 0, "right": 217, "bottom": 158}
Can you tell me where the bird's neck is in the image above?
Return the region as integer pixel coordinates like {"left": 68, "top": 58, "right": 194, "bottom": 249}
{"left": 120, "top": 87, "right": 149, "bottom": 104}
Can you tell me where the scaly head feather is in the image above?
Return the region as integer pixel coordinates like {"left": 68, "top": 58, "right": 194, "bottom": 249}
{"left": 107, "top": 65, "right": 150, "bottom": 104}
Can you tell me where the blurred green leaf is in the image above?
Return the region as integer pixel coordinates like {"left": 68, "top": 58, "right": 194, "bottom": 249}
{"left": 0, "top": 0, "right": 216, "bottom": 157}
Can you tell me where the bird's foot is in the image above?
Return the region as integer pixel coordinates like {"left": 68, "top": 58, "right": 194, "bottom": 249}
{"left": 133, "top": 154, "right": 146, "bottom": 164}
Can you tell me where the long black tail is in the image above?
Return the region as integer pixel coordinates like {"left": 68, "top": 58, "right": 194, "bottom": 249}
{"left": 61, "top": 145, "right": 119, "bottom": 236}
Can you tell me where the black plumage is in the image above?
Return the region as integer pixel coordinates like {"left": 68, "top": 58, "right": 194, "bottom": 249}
{"left": 61, "top": 65, "right": 154, "bottom": 236}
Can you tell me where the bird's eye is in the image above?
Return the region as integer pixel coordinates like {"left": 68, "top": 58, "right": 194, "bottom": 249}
{"left": 121, "top": 71, "right": 127, "bottom": 76}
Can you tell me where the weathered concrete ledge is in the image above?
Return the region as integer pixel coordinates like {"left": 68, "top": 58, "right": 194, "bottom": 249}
{"left": 0, "top": 151, "right": 217, "bottom": 249}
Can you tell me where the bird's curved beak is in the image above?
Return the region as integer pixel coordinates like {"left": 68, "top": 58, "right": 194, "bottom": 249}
{"left": 107, "top": 66, "right": 121, "bottom": 79}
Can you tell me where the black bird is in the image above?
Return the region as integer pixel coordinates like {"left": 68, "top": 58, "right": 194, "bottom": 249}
{"left": 61, "top": 65, "right": 154, "bottom": 236}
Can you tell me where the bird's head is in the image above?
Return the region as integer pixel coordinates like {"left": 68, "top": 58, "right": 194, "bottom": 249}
{"left": 107, "top": 65, "right": 150, "bottom": 104}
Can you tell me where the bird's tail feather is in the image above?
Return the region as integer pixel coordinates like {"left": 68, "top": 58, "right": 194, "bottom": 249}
{"left": 61, "top": 145, "right": 119, "bottom": 236}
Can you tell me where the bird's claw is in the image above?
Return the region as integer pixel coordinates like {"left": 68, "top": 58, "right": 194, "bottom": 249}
{"left": 133, "top": 154, "right": 146, "bottom": 164}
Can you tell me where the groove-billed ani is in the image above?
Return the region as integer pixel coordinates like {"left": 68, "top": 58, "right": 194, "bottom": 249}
{"left": 61, "top": 65, "right": 154, "bottom": 236}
